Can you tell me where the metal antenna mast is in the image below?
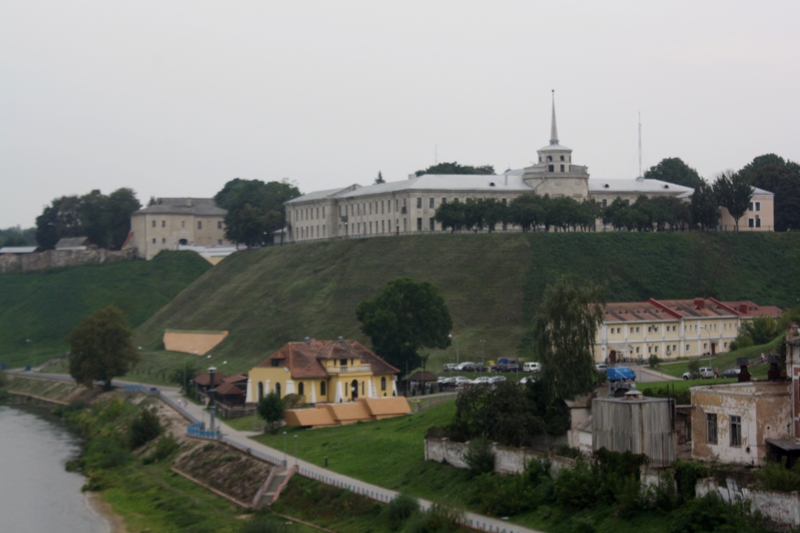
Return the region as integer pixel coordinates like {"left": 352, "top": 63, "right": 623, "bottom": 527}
{"left": 638, "top": 112, "right": 642, "bottom": 177}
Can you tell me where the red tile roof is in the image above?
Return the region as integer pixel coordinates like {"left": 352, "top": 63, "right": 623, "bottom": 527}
{"left": 193, "top": 371, "right": 230, "bottom": 386}
{"left": 257, "top": 339, "right": 400, "bottom": 379}
{"left": 603, "top": 298, "right": 781, "bottom": 323}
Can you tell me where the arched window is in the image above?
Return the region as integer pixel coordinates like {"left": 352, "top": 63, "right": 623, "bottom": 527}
{"left": 381, "top": 377, "right": 387, "bottom": 391}
{"left": 298, "top": 382, "right": 304, "bottom": 397}
{"left": 258, "top": 382, "right": 264, "bottom": 401}
{"left": 275, "top": 382, "right": 281, "bottom": 398}
{"left": 547, "top": 155, "right": 552, "bottom": 162}
{"left": 560, "top": 155, "right": 565, "bottom": 161}
{"left": 320, "top": 381, "right": 326, "bottom": 397}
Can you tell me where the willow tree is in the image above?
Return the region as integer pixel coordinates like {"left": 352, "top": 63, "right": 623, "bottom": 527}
{"left": 533, "top": 278, "right": 605, "bottom": 401}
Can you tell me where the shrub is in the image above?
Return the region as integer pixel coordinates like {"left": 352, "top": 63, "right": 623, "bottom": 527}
{"left": 129, "top": 407, "right": 162, "bottom": 449}
{"left": 463, "top": 437, "right": 495, "bottom": 476}
{"left": 673, "top": 459, "right": 708, "bottom": 503}
{"left": 553, "top": 444, "right": 582, "bottom": 459}
{"left": 282, "top": 393, "right": 306, "bottom": 410}
{"left": 401, "top": 503, "right": 463, "bottom": 533}
{"left": 757, "top": 458, "right": 800, "bottom": 492}
{"left": 257, "top": 392, "right": 284, "bottom": 433}
{"left": 470, "top": 473, "right": 536, "bottom": 516}
{"left": 648, "top": 354, "right": 660, "bottom": 368}
{"left": 384, "top": 493, "right": 420, "bottom": 526}
{"left": 143, "top": 435, "right": 180, "bottom": 465}
{"left": 83, "top": 434, "right": 131, "bottom": 470}
{"left": 553, "top": 459, "right": 598, "bottom": 509}
{"left": 687, "top": 359, "right": 701, "bottom": 377}
{"left": 569, "top": 517, "right": 596, "bottom": 533}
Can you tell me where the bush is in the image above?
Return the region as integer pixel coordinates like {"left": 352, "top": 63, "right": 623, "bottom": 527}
{"left": 401, "top": 503, "right": 463, "bottom": 533}
{"left": 673, "top": 459, "right": 708, "bottom": 503}
{"left": 129, "top": 407, "right": 162, "bottom": 449}
{"left": 257, "top": 392, "right": 284, "bottom": 433}
{"left": 282, "top": 393, "right": 306, "bottom": 410}
{"left": 384, "top": 493, "right": 420, "bottom": 526}
{"left": 463, "top": 437, "right": 495, "bottom": 476}
{"left": 757, "top": 458, "right": 800, "bottom": 492}
{"left": 470, "top": 472, "right": 536, "bottom": 516}
{"left": 648, "top": 354, "right": 660, "bottom": 368}
{"left": 143, "top": 435, "right": 180, "bottom": 465}
{"left": 553, "top": 444, "right": 582, "bottom": 459}
{"left": 83, "top": 434, "right": 131, "bottom": 470}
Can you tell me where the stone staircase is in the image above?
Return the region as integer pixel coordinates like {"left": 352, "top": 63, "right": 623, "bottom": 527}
{"left": 252, "top": 464, "right": 296, "bottom": 509}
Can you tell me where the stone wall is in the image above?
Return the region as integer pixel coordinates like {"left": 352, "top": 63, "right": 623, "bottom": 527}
{"left": 0, "top": 248, "right": 136, "bottom": 274}
{"left": 424, "top": 437, "right": 574, "bottom": 475}
{"left": 697, "top": 477, "right": 800, "bottom": 528}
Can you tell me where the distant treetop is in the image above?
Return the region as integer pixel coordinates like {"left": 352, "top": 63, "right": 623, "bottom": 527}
{"left": 644, "top": 157, "right": 705, "bottom": 189}
{"left": 415, "top": 162, "right": 495, "bottom": 177}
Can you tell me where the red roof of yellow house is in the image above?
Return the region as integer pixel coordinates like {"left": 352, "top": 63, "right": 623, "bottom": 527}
{"left": 603, "top": 297, "right": 781, "bottom": 323}
{"left": 257, "top": 339, "right": 400, "bottom": 379}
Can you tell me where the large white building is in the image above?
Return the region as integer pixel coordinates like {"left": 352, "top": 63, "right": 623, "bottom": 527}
{"left": 284, "top": 99, "right": 774, "bottom": 242}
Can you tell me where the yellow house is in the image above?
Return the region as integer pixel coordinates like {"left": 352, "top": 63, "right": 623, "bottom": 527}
{"left": 246, "top": 338, "right": 399, "bottom": 404}
{"left": 595, "top": 297, "right": 782, "bottom": 363}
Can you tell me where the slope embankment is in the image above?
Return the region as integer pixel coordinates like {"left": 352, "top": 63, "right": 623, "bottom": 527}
{"left": 0, "top": 251, "right": 211, "bottom": 368}
{"left": 132, "top": 232, "right": 800, "bottom": 374}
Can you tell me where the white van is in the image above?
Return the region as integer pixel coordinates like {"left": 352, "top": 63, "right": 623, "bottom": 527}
{"left": 523, "top": 362, "right": 541, "bottom": 372}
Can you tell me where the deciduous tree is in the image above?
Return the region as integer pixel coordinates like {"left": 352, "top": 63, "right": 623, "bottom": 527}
{"left": 356, "top": 277, "right": 452, "bottom": 370}
{"left": 713, "top": 171, "right": 752, "bottom": 231}
{"left": 690, "top": 182, "right": 721, "bottom": 230}
{"left": 533, "top": 278, "right": 605, "bottom": 400}
{"left": 215, "top": 178, "right": 300, "bottom": 246}
{"left": 644, "top": 157, "right": 705, "bottom": 189}
{"left": 415, "top": 162, "right": 495, "bottom": 177}
{"left": 68, "top": 306, "right": 141, "bottom": 389}
{"left": 257, "top": 392, "right": 284, "bottom": 433}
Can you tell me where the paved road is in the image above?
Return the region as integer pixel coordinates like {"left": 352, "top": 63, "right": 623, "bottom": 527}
{"left": 9, "top": 369, "right": 542, "bottom": 533}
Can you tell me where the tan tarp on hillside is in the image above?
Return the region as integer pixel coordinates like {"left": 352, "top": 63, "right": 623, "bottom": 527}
{"left": 284, "top": 397, "right": 410, "bottom": 428}
{"left": 163, "top": 330, "right": 229, "bottom": 355}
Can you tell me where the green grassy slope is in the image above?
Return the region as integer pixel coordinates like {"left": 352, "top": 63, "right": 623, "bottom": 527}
{"left": 132, "top": 232, "right": 800, "bottom": 377}
{"left": 0, "top": 252, "right": 211, "bottom": 367}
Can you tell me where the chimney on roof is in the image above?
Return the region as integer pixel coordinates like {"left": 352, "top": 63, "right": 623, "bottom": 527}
{"left": 694, "top": 298, "right": 705, "bottom": 309}
{"left": 767, "top": 355, "right": 782, "bottom": 381}
{"left": 739, "top": 303, "right": 747, "bottom": 314}
{"left": 737, "top": 358, "right": 751, "bottom": 382}
{"left": 304, "top": 336, "right": 311, "bottom": 344}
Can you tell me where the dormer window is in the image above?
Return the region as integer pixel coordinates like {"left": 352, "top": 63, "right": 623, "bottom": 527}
{"left": 271, "top": 358, "right": 283, "bottom": 367}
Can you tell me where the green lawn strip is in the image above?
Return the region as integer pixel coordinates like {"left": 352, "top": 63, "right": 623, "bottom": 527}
{"left": 225, "top": 413, "right": 263, "bottom": 432}
{"left": 654, "top": 338, "right": 782, "bottom": 379}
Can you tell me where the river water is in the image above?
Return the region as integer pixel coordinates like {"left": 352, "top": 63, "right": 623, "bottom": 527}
{"left": 0, "top": 405, "right": 110, "bottom": 533}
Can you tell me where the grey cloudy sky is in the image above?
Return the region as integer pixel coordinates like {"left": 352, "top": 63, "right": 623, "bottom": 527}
{"left": 2, "top": 1, "right": 799, "bottom": 228}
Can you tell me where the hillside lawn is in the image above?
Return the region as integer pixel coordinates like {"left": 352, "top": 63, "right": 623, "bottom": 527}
{"left": 0, "top": 251, "right": 210, "bottom": 369}
{"left": 130, "top": 232, "right": 800, "bottom": 380}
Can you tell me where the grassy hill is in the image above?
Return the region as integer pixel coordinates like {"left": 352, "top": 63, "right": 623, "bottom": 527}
{"left": 0, "top": 252, "right": 211, "bottom": 368}
{"left": 132, "top": 232, "right": 800, "bottom": 377}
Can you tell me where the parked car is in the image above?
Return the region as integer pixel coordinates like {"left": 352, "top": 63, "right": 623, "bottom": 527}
{"left": 461, "top": 363, "right": 488, "bottom": 372}
{"left": 470, "top": 376, "right": 493, "bottom": 386}
{"left": 437, "top": 376, "right": 456, "bottom": 386}
{"left": 519, "top": 375, "right": 537, "bottom": 385}
{"left": 442, "top": 363, "right": 458, "bottom": 372}
{"left": 683, "top": 367, "right": 715, "bottom": 380}
{"left": 523, "top": 362, "right": 542, "bottom": 372}
{"left": 489, "top": 375, "right": 507, "bottom": 385}
{"left": 606, "top": 366, "right": 636, "bottom": 382}
{"left": 595, "top": 363, "right": 608, "bottom": 371}
{"left": 445, "top": 376, "right": 470, "bottom": 387}
{"left": 492, "top": 362, "right": 521, "bottom": 373}
{"left": 455, "top": 362, "right": 475, "bottom": 371}
{"left": 721, "top": 368, "right": 741, "bottom": 378}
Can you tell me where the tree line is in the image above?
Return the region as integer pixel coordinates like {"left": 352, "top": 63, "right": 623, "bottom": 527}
{"left": 35, "top": 188, "right": 141, "bottom": 250}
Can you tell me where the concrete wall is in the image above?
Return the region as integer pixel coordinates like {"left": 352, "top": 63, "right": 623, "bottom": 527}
{"left": 424, "top": 437, "right": 573, "bottom": 475}
{"left": 0, "top": 248, "right": 135, "bottom": 274}
{"left": 697, "top": 477, "right": 800, "bottom": 528}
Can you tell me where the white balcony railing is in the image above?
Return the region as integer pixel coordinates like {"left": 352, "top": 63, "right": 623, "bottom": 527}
{"left": 327, "top": 365, "right": 371, "bottom": 374}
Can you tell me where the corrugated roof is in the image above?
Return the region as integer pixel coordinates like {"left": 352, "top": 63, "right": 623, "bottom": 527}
{"left": 604, "top": 298, "right": 781, "bottom": 323}
{"left": 590, "top": 178, "right": 693, "bottom": 195}
{"left": 0, "top": 246, "right": 37, "bottom": 254}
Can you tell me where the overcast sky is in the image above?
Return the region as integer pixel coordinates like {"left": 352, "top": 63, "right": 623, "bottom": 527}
{"left": 2, "top": 1, "right": 799, "bottom": 228}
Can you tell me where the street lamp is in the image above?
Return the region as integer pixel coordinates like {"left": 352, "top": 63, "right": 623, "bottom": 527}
{"left": 293, "top": 434, "right": 298, "bottom": 466}
{"left": 283, "top": 431, "right": 288, "bottom": 466}
{"left": 208, "top": 366, "right": 217, "bottom": 433}
{"left": 449, "top": 333, "right": 459, "bottom": 365}
{"left": 480, "top": 340, "right": 485, "bottom": 370}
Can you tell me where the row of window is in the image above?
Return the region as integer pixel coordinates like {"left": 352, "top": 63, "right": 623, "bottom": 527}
{"left": 749, "top": 201, "right": 761, "bottom": 212}
{"left": 294, "top": 206, "right": 326, "bottom": 222}
{"left": 256, "top": 377, "right": 389, "bottom": 401}
{"left": 707, "top": 413, "right": 742, "bottom": 446}
{"left": 151, "top": 238, "right": 223, "bottom": 245}
{"left": 748, "top": 217, "right": 762, "bottom": 228}
{"left": 609, "top": 323, "right": 730, "bottom": 335}
{"left": 150, "top": 220, "right": 222, "bottom": 230}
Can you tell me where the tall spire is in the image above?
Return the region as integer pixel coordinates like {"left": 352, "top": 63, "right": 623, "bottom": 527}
{"left": 550, "top": 90, "right": 559, "bottom": 145}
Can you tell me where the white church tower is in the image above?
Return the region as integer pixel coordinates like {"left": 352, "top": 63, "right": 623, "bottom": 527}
{"left": 522, "top": 91, "right": 590, "bottom": 199}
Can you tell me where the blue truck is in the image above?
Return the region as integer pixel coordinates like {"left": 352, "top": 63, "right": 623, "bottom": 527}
{"left": 606, "top": 366, "right": 636, "bottom": 382}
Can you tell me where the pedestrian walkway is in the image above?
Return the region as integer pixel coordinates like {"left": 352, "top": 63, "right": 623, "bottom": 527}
{"left": 157, "top": 387, "right": 544, "bottom": 533}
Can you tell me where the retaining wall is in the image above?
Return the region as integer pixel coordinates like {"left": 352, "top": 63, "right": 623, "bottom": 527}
{"left": 0, "top": 248, "right": 135, "bottom": 274}
{"left": 697, "top": 477, "right": 800, "bottom": 528}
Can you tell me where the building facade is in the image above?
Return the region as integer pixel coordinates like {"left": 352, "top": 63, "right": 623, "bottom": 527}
{"left": 126, "top": 198, "right": 230, "bottom": 260}
{"left": 246, "top": 338, "right": 399, "bottom": 405}
{"left": 284, "top": 100, "right": 774, "bottom": 243}
{"left": 594, "top": 297, "right": 782, "bottom": 363}
{"left": 691, "top": 381, "right": 791, "bottom": 466}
